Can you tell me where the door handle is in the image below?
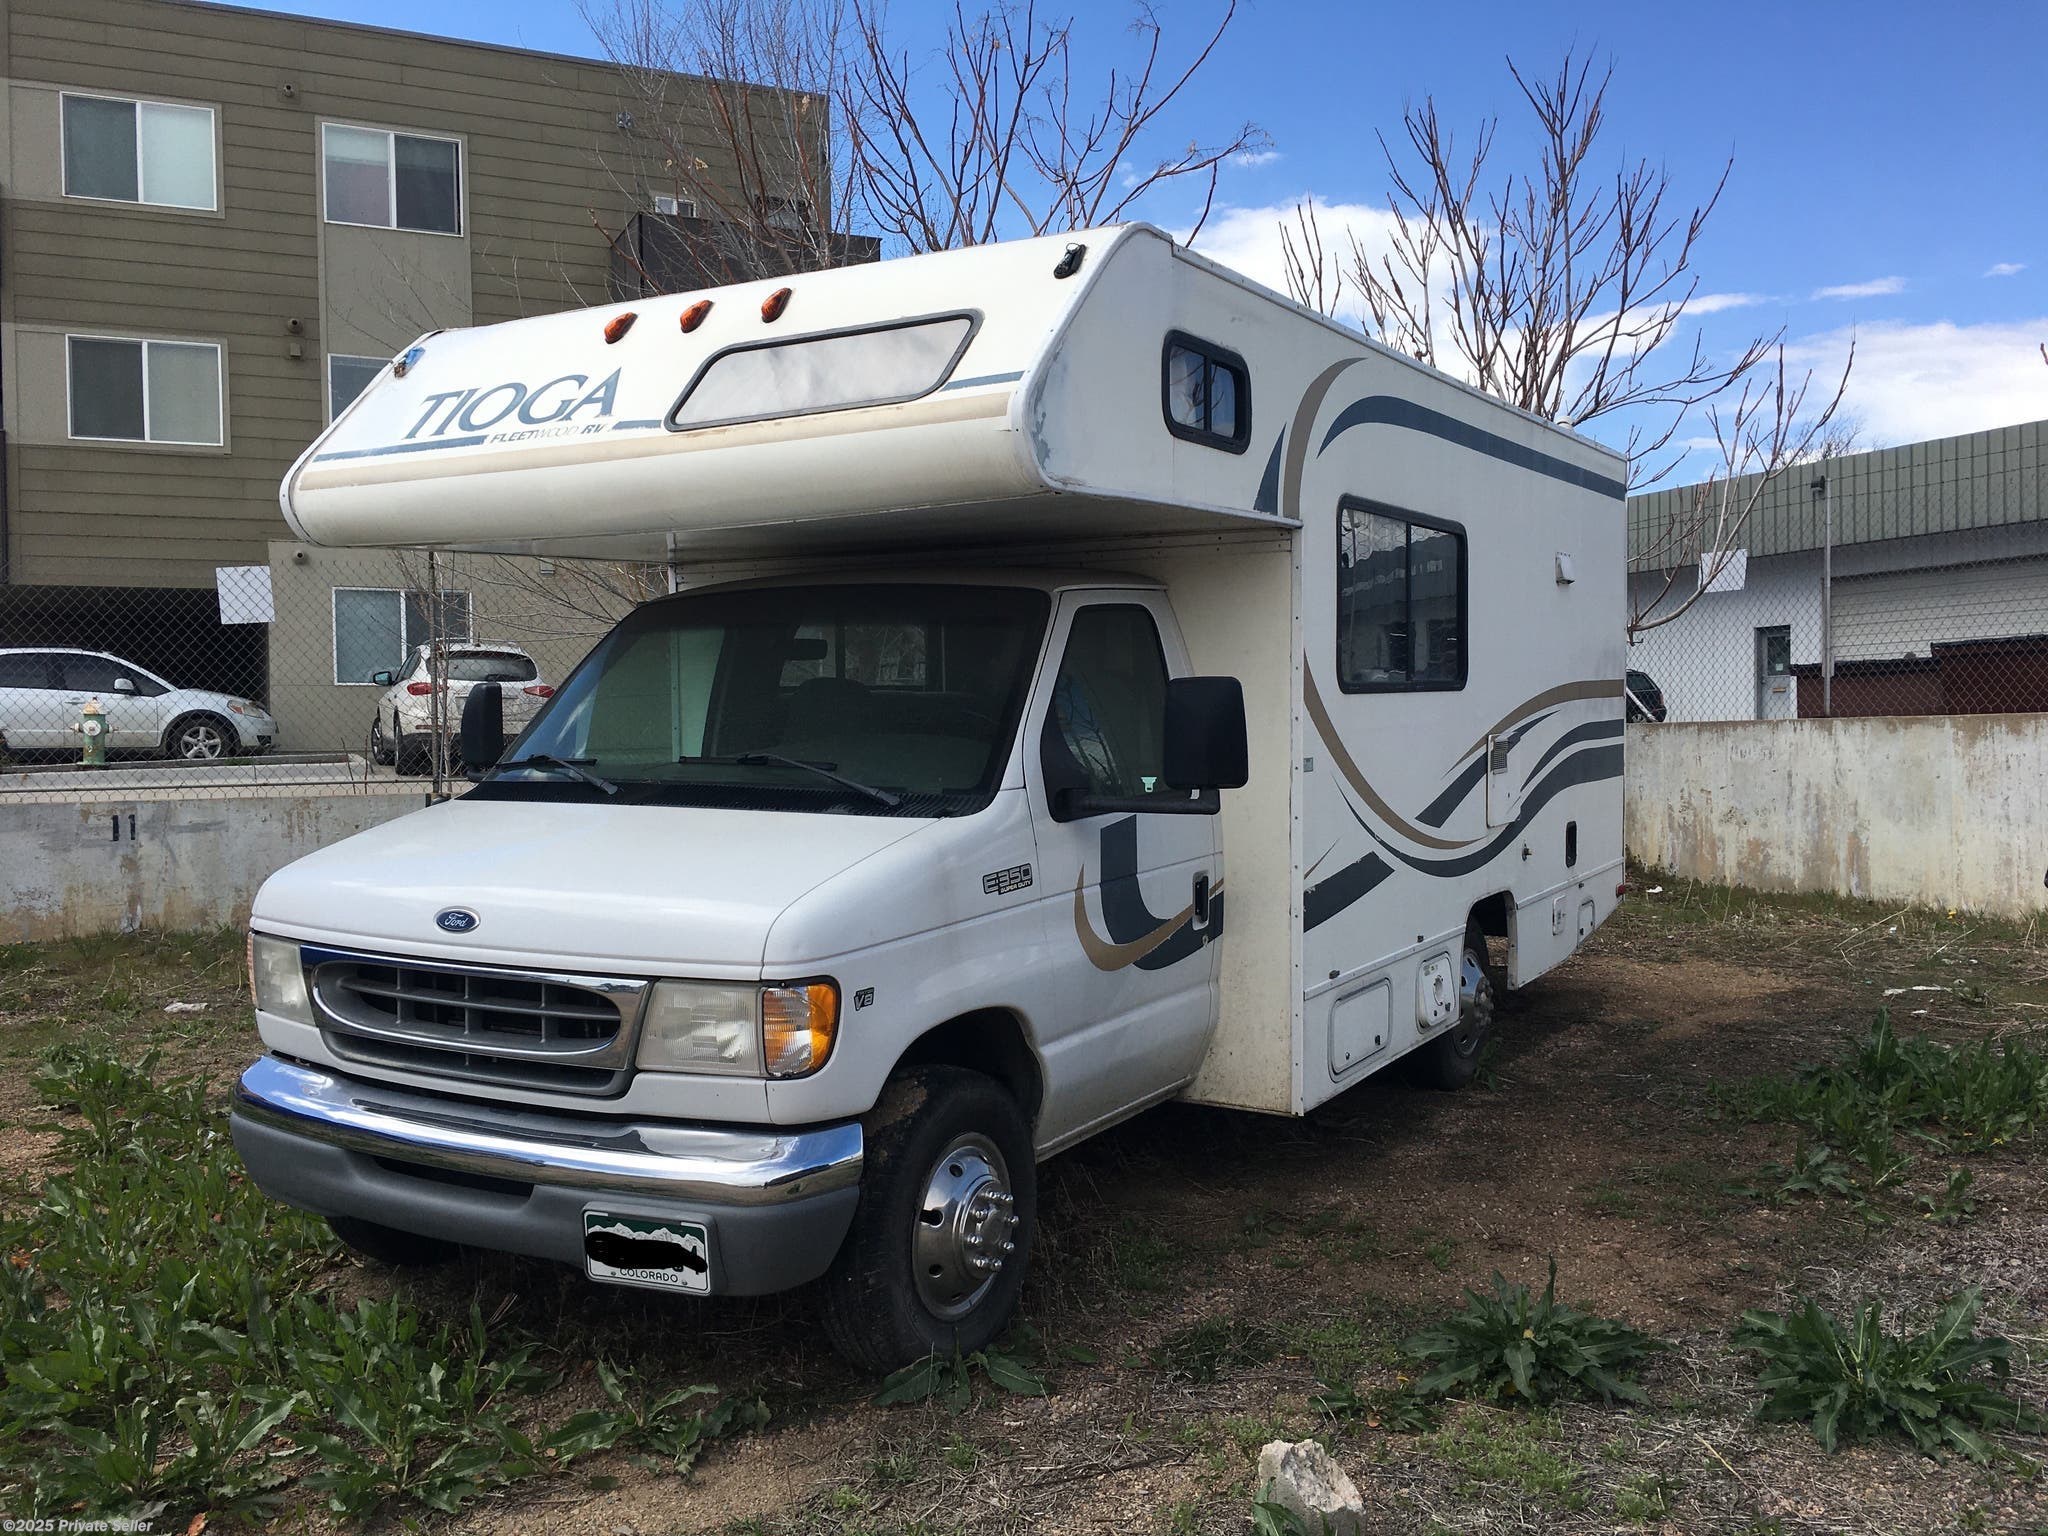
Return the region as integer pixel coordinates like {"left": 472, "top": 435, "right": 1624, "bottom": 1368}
{"left": 1192, "top": 871, "right": 1211, "bottom": 927}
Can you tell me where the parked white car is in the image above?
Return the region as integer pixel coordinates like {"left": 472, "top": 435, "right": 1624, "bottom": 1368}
{"left": 368, "top": 642, "right": 552, "bottom": 774}
{"left": 0, "top": 647, "right": 275, "bottom": 759}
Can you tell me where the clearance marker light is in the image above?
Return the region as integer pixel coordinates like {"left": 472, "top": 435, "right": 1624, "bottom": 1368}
{"left": 760, "top": 286, "right": 792, "bottom": 323}
{"left": 680, "top": 299, "right": 713, "bottom": 333}
{"left": 604, "top": 311, "right": 638, "bottom": 344}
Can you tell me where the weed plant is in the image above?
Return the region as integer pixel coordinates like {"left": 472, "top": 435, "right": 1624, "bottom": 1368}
{"left": 1402, "top": 1260, "right": 1660, "bottom": 1407}
{"left": 1734, "top": 1288, "right": 2042, "bottom": 1462}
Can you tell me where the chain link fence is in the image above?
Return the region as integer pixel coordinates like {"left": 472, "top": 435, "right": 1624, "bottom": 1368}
{"left": 1626, "top": 422, "right": 2048, "bottom": 724}
{"left": 0, "top": 542, "right": 657, "bottom": 802}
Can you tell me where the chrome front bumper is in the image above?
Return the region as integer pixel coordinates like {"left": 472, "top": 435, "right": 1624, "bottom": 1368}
{"left": 232, "top": 1054, "right": 862, "bottom": 1205}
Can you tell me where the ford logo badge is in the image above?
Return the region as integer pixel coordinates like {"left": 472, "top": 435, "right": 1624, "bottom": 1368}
{"left": 435, "top": 908, "right": 480, "bottom": 934}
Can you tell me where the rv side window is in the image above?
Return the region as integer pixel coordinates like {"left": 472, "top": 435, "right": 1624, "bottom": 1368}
{"left": 1336, "top": 502, "right": 1466, "bottom": 692}
{"left": 1162, "top": 333, "right": 1249, "bottom": 453}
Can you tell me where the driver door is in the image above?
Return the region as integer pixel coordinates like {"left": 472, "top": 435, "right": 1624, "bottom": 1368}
{"left": 1026, "top": 594, "right": 1223, "bottom": 1147}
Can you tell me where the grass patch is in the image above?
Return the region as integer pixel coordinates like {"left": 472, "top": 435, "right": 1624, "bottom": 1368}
{"left": 1423, "top": 1403, "right": 1583, "bottom": 1502}
{"left": 0, "top": 1043, "right": 765, "bottom": 1522}
{"left": 1151, "top": 1315, "right": 1277, "bottom": 1384}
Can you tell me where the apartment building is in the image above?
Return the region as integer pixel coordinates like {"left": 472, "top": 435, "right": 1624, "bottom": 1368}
{"left": 0, "top": 0, "right": 756, "bottom": 707}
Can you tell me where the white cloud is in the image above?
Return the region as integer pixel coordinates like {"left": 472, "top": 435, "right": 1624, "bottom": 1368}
{"left": 1231, "top": 149, "right": 1282, "bottom": 169}
{"left": 1687, "top": 291, "right": 1769, "bottom": 315}
{"left": 1186, "top": 198, "right": 1400, "bottom": 318}
{"left": 1812, "top": 276, "right": 1905, "bottom": 301}
{"left": 1986, "top": 261, "right": 2026, "bottom": 278}
{"left": 1782, "top": 318, "right": 2048, "bottom": 444}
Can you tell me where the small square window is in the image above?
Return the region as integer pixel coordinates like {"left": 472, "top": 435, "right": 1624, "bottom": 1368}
{"left": 1337, "top": 502, "right": 1466, "bottom": 692}
{"left": 1162, "top": 333, "right": 1249, "bottom": 453}
{"left": 327, "top": 354, "right": 386, "bottom": 421}
{"left": 67, "top": 335, "right": 223, "bottom": 446}
{"left": 62, "top": 93, "right": 216, "bottom": 211}
{"left": 323, "top": 123, "right": 462, "bottom": 235}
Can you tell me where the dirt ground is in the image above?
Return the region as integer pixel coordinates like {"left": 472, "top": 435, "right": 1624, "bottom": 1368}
{"left": 7, "top": 882, "right": 2048, "bottom": 1534}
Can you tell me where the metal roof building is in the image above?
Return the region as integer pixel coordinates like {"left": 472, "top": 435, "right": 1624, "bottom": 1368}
{"left": 1626, "top": 419, "right": 2048, "bottom": 722}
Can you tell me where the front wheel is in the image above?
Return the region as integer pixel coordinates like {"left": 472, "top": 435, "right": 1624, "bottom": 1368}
{"left": 1408, "top": 918, "right": 1497, "bottom": 1090}
{"left": 164, "top": 713, "right": 233, "bottom": 761}
{"left": 819, "top": 1066, "right": 1036, "bottom": 1373}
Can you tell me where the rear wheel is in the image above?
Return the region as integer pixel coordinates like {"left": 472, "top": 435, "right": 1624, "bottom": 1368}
{"left": 1408, "top": 918, "right": 1496, "bottom": 1090}
{"left": 328, "top": 1215, "right": 458, "bottom": 1267}
{"left": 369, "top": 716, "right": 395, "bottom": 766}
{"left": 819, "top": 1066, "right": 1036, "bottom": 1373}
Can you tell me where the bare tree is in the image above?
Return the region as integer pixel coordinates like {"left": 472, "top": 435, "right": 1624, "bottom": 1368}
{"left": 1281, "top": 50, "right": 1852, "bottom": 639}
{"left": 584, "top": 0, "right": 865, "bottom": 286}
{"left": 844, "top": 0, "right": 1265, "bottom": 251}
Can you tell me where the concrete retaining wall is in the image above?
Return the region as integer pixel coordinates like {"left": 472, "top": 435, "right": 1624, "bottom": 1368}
{"left": 0, "top": 792, "right": 428, "bottom": 941}
{"left": 1626, "top": 716, "right": 2048, "bottom": 917}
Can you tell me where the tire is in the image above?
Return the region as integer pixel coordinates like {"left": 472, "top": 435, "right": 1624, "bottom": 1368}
{"left": 369, "top": 716, "right": 395, "bottom": 767}
{"left": 819, "top": 1066, "right": 1036, "bottom": 1373}
{"left": 328, "top": 1214, "right": 459, "bottom": 1267}
{"left": 164, "top": 712, "right": 234, "bottom": 761}
{"left": 1408, "top": 918, "right": 1497, "bottom": 1091}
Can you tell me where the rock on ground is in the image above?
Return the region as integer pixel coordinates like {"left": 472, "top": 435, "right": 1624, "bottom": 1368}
{"left": 1255, "top": 1439, "right": 1365, "bottom": 1536}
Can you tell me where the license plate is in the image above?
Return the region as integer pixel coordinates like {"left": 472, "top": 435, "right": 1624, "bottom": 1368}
{"left": 583, "top": 1212, "right": 710, "bottom": 1294}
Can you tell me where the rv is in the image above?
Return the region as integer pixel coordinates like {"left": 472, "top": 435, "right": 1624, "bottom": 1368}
{"left": 232, "top": 225, "right": 1627, "bottom": 1370}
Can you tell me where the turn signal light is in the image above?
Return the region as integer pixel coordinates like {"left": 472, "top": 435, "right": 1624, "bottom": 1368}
{"left": 761, "top": 980, "right": 838, "bottom": 1078}
{"left": 760, "top": 286, "right": 792, "bottom": 323}
{"left": 680, "top": 299, "right": 712, "bottom": 333}
{"left": 604, "top": 311, "right": 638, "bottom": 343}
{"left": 404, "top": 681, "right": 433, "bottom": 696}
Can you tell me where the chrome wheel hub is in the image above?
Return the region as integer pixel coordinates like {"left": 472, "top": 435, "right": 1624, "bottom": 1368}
{"left": 912, "top": 1133, "right": 1017, "bottom": 1320}
{"left": 1451, "top": 943, "right": 1494, "bottom": 1057}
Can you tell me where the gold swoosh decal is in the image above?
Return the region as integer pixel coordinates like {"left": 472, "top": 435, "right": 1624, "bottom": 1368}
{"left": 1281, "top": 358, "right": 1362, "bottom": 521}
{"left": 1457, "top": 678, "right": 1626, "bottom": 761}
{"left": 1072, "top": 873, "right": 1226, "bottom": 972}
{"left": 1303, "top": 666, "right": 1482, "bottom": 851}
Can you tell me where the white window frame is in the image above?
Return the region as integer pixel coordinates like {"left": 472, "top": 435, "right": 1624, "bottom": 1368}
{"left": 325, "top": 353, "right": 387, "bottom": 423}
{"left": 321, "top": 122, "right": 464, "bottom": 237}
{"left": 330, "top": 586, "right": 475, "bottom": 685}
{"left": 63, "top": 333, "right": 225, "bottom": 447}
{"left": 59, "top": 90, "right": 218, "bottom": 212}
{"left": 652, "top": 192, "right": 697, "bottom": 218}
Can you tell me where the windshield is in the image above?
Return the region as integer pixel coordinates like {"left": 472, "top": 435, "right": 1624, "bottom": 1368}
{"left": 477, "top": 583, "right": 1050, "bottom": 815}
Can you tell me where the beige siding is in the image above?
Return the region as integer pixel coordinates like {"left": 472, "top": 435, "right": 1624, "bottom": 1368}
{"left": 1, "top": 0, "right": 737, "bottom": 589}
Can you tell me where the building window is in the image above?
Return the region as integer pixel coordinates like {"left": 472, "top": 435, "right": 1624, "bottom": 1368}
{"left": 61, "top": 93, "right": 216, "bottom": 211}
{"left": 66, "top": 336, "right": 224, "bottom": 446}
{"left": 652, "top": 192, "right": 697, "bottom": 217}
{"left": 1162, "top": 332, "right": 1249, "bottom": 453}
{"left": 1337, "top": 501, "right": 1466, "bottom": 691}
{"left": 327, "top": 355, "right": 386, "bottom": 421}
{"left": 332, "top": 587, "right": 474, "bottom": 685}
{"left": 323, "top": 123, "right": 462, "bottom": 235}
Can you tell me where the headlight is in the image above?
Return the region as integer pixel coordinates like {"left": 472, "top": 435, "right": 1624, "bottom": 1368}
{"left": 248, "top": 933, "right": 313, "bottom": 1025}
{"left": 637, "top": 978, "right": 840, "bottom": 1079}
{"left": 638, "top": 981, "right": 763, "bottom": 1075}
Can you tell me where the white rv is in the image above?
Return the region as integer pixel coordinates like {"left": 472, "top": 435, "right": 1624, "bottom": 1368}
{"left": 232, "top": 225, "right": 1627, "bottom": 1370}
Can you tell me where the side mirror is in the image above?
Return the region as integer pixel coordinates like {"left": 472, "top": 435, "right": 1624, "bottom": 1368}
{"left": 370, "top": 670, "right": 396, "bottom": 687}
{"left": 1163, "top": 676, "right": 1249, "bottom": 792}
{"left": 459, "top": 681, "right": 505, "bottom": 771}
{"left": 112, "top": 677, "right": 138, "bottom": 695}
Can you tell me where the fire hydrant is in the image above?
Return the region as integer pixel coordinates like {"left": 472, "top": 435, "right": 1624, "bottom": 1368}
{"left": 72, "top": 696, "right": 107, "bottom": 767}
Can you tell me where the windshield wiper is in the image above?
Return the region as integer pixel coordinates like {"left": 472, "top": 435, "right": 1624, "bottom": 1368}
{"left": 503, "top": 754, "right": 619, "bottom": 796}
{"left": 680, "top": 752, "right": 900, "bottom": 808}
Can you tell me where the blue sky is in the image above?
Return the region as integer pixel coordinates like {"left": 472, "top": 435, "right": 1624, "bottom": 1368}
{"left": 234, "top": 0, "right": 2048, "bottom": 456}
